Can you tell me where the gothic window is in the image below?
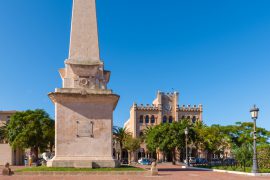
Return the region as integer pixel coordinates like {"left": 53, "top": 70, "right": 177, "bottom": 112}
{"left": 139, "top": 115, "right": 144, "bottom": 123}
{"left": 163, "top": 116, "right": 167, "bottom": 123}
{"left": 192, "top": 116, "right": 197, "bottom": 123}
{"left": 169, "top": 116, "right": 173, "bottom": 123}
{"left": 145, "top": 115, "right": 150, "bottom": 124}
{"left": 151, "top": 115, "right": 155, "bottom": 124}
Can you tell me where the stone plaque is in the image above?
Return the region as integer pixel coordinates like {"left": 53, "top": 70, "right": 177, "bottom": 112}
{"left": 76, "top": 120, "right": 94, "bottom": 138}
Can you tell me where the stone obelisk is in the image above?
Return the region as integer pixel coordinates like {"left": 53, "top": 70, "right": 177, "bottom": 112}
{"left": 47, "top": 0, "right": 120, "bottom": 168}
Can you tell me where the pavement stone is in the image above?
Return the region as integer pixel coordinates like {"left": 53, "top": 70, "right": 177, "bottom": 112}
{"left": 1, "top": 164, "right": 269, "bottom": 180}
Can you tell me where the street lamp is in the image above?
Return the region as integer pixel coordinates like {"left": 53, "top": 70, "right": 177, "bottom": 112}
{"left": 250, "top": 105, "right": 259, "bottom": 174}
{"left": 185, "top": 127, "right": 190, "bottom": 167}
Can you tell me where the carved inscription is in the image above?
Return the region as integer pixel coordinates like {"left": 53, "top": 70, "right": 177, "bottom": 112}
{"left": 76, "top": 120, "right": 94, "bottom": 138}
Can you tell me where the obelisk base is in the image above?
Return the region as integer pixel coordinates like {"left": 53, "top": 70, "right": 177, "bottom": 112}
{"left": 48, "top": 89, "right": 120, "bottom": 168}
{"left": 47, "top": 158, "right": 120, "bottom": 168}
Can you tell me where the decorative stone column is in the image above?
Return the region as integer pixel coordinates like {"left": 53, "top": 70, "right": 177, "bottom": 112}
{"left": 47, "top": 0, "right": 120, "bottom": 168}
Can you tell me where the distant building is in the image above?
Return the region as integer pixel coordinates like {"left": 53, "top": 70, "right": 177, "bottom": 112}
{"left": 123, "top": 91, "right": 203, "bottom": 162}
{"left": 0, "top": 111, "right": 14, "bottom": 129}
{"left": 0, "top": 111, "right": 24, "bottom": 165}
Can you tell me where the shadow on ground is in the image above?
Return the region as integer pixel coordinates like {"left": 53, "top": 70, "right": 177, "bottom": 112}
{"left": 157, "top": 168, "right": 210, "bottom": 172}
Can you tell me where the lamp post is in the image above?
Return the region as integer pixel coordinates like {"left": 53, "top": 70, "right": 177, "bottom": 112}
{"left": 185, "top": 127, "right": 190, "bottom": 167}
{"left": 250, "top": 105, "right": 259, "bottom": 174}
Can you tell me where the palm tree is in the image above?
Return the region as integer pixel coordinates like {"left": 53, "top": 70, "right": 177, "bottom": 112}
{"left": 113, "top": 127, "right": 131, "bottom": 161}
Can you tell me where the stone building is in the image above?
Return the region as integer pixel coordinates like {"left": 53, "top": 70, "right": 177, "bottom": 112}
{"left": 0, "top": 111, "right": 24, "bottom": 165}
{"left": 123, "top": 91, "right": 203, "bottom": 162}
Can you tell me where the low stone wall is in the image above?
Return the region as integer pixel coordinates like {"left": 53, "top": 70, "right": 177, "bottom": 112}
{"left": 190, "top": 167, "right": 270, "bottom": 177}
{"left": 15, "top": 171, "right": 149, "bottom": 176}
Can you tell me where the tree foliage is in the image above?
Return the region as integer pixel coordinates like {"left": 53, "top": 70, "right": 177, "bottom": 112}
{"left": 124, "top": 136, "right": 140, "bottom": 152}
{"left": 145, "top": 120, "right": 192, "bottom": 164}
{"left": 113, "top": 127, "right": 131, "bottom": 161}
{"left": 144, "top": 120, "right": 270, "bottom": 164}
{"left": 124, "top": 136, "right": 141, "bottom": 163}
{"left": 224, "top": 122, "right": 270, "bottom": 147}
{"left": 257, "top": 144, "right": 270, "bottom": 169}
{"left": 196, "top": 122, "right": 270, "bottom": 159}
{"left": 7, "top": 109, "right": 55, "bottom": 158}
{"left": 196, "top": 124, "right": 231, "bottom": 157}
{"left": 232, "top": 143, "right": 253, "bottom": 171}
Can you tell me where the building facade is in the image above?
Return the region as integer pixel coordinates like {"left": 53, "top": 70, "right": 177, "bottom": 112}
{"left": 0, "top": 111, "right": 14, "bottom": 130}
{"left": 0, "top": 111, "right": 24, "bottom": 165}
{"left": 123, "top": 91, "right": 203, "bottom": 162}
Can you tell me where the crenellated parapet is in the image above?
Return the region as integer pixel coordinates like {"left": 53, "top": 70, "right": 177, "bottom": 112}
{"left": 178, "top": 104, "right": 203, "bottom": 112}
{"left": 131, "top": 103, "right": 203, "bottom": 112}
{"left": 131, "top": 103, "right": 159, "bottom": 111}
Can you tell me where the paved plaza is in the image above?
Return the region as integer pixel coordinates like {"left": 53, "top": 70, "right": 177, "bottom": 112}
{"left": 1, "top": 164, "right": 269, "bottom": 180}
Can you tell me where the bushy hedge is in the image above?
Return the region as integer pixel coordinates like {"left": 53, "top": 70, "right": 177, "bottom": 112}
{"left": 258, "top": 144, "right": 270, "bottom": 169}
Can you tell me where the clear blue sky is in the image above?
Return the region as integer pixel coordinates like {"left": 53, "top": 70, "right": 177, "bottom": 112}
{"left": 0, "top": 0, "right": 269, "bottom": 130}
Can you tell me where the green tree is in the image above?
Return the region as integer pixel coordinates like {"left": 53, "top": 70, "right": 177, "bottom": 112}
{"left": 141, "top": 126, "right": 153, "bottom": 142}
{"left": 113, "top": 127, "right": 131, "bottom": 161}
{"left": 7, "top": 109, "right": 55, "bottom": 160}
{"left": 145, "top": 121, "right": 189, "bottom": 164}
{"left": 192, "top": 121, "right": 208, "bottom": 153}
{"left": 225, "top": 122, "right": 270, "bottom": 147}
{"left": 232, "top": 143, "right": 253, "bottom": 171}
{"left": 124, "top": 136, "right": 141, "bottom": 164}
{"left": 144, "top": 125, "right": 160, "bottom": 154}
{"left": 144, "top": 120, "right": 269, "bottom": 165}
{"left": 195, "top": 124, "right": 231, "bottom": 160}
{"left": 257, "top": 144, "right": 270, "bottom": 169}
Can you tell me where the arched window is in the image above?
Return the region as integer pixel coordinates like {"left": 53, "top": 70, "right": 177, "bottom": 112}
{"left": 139, "top": 115, "right": 144, "bottom": 123}
{"left": 151, "top": 115, "right": 155, "bottom": 124}
{"left": 181, "top": 116, "right": 185, "bottom": 120}
{"left": 169, "top": 116, "right": 173, "bottom": 123}
{"left": 187, "top": 116, "right": 191, "bottom": 120}
{"left": 145, "top": 115, "right": 149, "bottom": 124}
{"left": 192, "top": 116, "right": 197, "bottom": 123}
{"left": 139, "top": 131, "right": 144, "bottom": 137}
{"left": 163, "top": 116, "right": 167, "bottom": 123}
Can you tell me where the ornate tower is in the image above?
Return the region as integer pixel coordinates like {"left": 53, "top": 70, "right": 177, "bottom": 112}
{"left": 47, "top": 0, "right": 120, "bottom": 168}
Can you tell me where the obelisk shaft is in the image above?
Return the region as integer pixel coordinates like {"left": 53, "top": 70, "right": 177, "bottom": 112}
{"left": 69, "top": 0, "right": 100, "bottom": 63}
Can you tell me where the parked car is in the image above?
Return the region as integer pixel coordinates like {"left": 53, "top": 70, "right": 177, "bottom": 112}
{"left": 210, "top": 158, "right": 222, "bottom": 166}
{"left": 184, "top": 157, "right": 196, "bottom": 164}
{"left": 223, "top": 158, "right": 236, "bottom": 166}
{"left": 189, "top": 157, "right": 196, "bottom": 164}
{"left": 195, "top": 158, "right": 208, "bottom": 165}
{"left": 138, "top": 158, "right": 151, "bottom": 165}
